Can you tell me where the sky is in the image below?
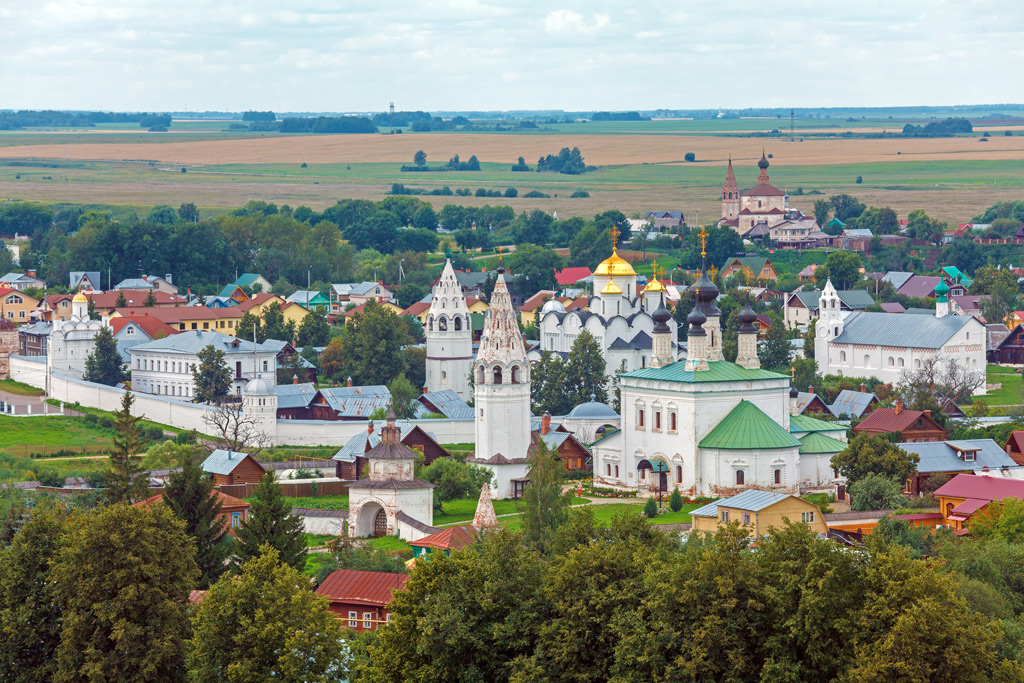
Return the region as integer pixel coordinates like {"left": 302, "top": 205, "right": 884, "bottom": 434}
{"left": 2, "top": 0, "right": 1023, "bottom": 113}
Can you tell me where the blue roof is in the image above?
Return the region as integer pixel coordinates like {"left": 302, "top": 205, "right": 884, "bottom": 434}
{"left": 690, "top": 489, "right": 794, "bottom": 518}
{"left": 70, "top": 271, "right": 101, "bottom": 289}
{"left": 201, "top": 449, "right": 256, "bottom": 475}
{"left": 332, "top": 423, "right": 434, "bottom": 462}
{"left": 899, "top": 439, "right": 1017, "bottom": 474}
{"left": 128, "top": 330, "right": 278, "bottom": 356}
{"left": 115, "top": 278, "right": 153, "bottom": 290}
{"left": 568, "top": 400, "right": 619, "bottom": 419}
{"left": 833, "top": 311, "right": 975, "bottom": 349}
{"left": 419, "top": 390, "right": 473, "bottom": 419}
{"left": 274, "top": 382, "right": 319, "bottom": 409}
{"left": 828, "top": 390, "right": 878, "bottom": 418}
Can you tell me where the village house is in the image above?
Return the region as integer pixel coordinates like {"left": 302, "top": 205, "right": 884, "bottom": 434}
{"left": 114, "top": 274, "right": 177, "bottom": 294}
{"left": 901, "top": 439, "right": 1019, "bottom": 495}
{"left": 231, "top": 272, "right": 274, "bottom": 294}
{"left": 329, "top": 282, "right": 394, "bottom": 314}
{"left": 315, "top": 569, "right": 409, "bottom": 632}
{"left": 852, "top": 402, "right": 948, "bottom": 443}
{"left": 690, "top": 489, "right": 828, "bottom": 537}
{"left": 69, "top": 271, "right": 102, "bottom": 291}
{"left": 0, "top": 270, "right": 46, "bottom": 291}
{"left": 340, "top": 300, "right": 404, "bottom": 325}
{"left": 828, "top": 388, "right": 879, "bottom": 418}
{"left": 932, "top": 473, "right": 1024, "bottom": 532}
{"left": 793, "top": 390, "right": 830, "bottom": 415}
{"left": 36, "top": 294, "right": 74, "bottom": 322}
{"left": 332, "top": 421, "right": 452, "bottom": 480}
{"left": 719, "top": 256, "right": 778, "bottom": 282}
{"left": 88, "top": 289, "right": 188, "bottom": 316}
{"left": 200, "top": 449, "right": 267, "bottom": 486}
{"left": 134, "top": 489, "right": 250, "bottom": 536}
{"left": 555, "top": 266, "right": 593, "bottom": 287}
{"left": 286, "top": 290, "right": 331, "bottom": 312}
{"left": 0, "top": 288, "right": 40, "bottom": 324}
{"left": 988, "top": 324, "right": 1024, "bottom": 364}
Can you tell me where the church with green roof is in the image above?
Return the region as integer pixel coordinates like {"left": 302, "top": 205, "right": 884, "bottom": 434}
{"left": 591, "top": 263, "right": 846, "bottom": 497}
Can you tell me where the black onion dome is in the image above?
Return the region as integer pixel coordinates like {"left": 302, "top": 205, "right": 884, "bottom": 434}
{"left": 758, "top": 151, "right": 769, "bottom": 169}
{"left": 686, "top": 305, "right": 707, "bottom": 336}
{"left": 652, "top": 294, "right": 672, "bottom": 333}
{"left": 737, "top": 302, "right": 757, "bottom": 334}
{"left": 689, "top": 270, "right": 721, "bottom": 317}
{"left": 790, "top": 386, "right": 799, "bottom": 398}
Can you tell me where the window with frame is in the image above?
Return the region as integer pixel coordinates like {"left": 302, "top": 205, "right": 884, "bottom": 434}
{"left": 721, "top": 510, "right": 729, "bottom": 522}
{"left": 670, "top": 412, "right": 677, "bottom": 432}
{"left": 637, "top": 409, "right": 645, "bottom": 429}
{"left": 800, "top": 511, "right": 814, "bottom": 524}
{"left": 654, "top": 411, "right": 661, "bottom": 430}
{"left": 774, "top": 469, "right": 781, "bottom": 485}
{"left": 363, "top": 612, "right": 373, "bottom": 630}
{"left": 736, "top": 470, "right": 745, "bottom": 486}
{"left": 614, "top": 465, "right": 619, "bottom": 478}
{"left": 742, "top": 513, "right": 751, "bottom": 525}
{"left": 231, "top": 512, "right": 241, "bottom": 528}
{"left": 348, "top": 611, "right": 358, "bottom": 628}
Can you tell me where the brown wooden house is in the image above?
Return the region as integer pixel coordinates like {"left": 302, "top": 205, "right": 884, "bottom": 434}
{"left": 988, "top": 324, "right": 1024, "bottom": 364}
{"left": 315, "top": 569, "right": 409, "bottom": 633}
{"left": 200, "top": 449, "right": 266, "bottom": 486}
{"left": 134, "top": 489, "right": 251, "bottom": 536}
{"left": 333, "top": 423, "right": 452, "bottom": 480}
{"left": 535, "top": 413, "right": 592, "bottom": 472}
{"left": 852, "top": 401, "right": 948, "bottom": 443}
{"left": 1005, "top": 431, "right": 1024, "bottom": 465}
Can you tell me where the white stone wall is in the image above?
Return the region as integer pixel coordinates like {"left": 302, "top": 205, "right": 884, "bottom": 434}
{"left": 482, "top": 462, "right": 529, "bottom": 499}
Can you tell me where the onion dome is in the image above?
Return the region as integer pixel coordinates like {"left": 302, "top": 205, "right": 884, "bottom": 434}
{"left": 540, "top": 299, "right": 566, "bottom": 315}
{"left": 790, "top": 385, "right": 799, "bottom": 398}
{"left": 594, "top": 249, "right": 637, "bottom": 277}
{"left": 73, "top": 291, "right": 88, "bottom": 303}
{"left": 934, "top": 279, "right": 950, "bottom": 301}
{"left": 737, "top": 301, "right": 757, "bottom": 335}
{"left": 652, "top": 294, "right": 672, "bottom": 333}
{"left": 643, "top": 276, "right": 666, "bottom": 293}
{"left": 758, "top": 151, "right": 770, "bottom": 169}
{"left": 689, "top": 270, "right": 721, "bottom": 317}
{"left": 686, "top": 305, "right": 707, "bottom": 336}
{"left": 600, "top": 280, "right": 623, "bottom": 295}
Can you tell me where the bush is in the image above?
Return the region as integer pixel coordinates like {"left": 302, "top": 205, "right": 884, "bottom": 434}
{"left": 669, "top": 488, "right": 683, "bottom": 513}
{"left": 180, "top": 167, "right": 187, "bottom": 173}
{"left": 503, "top": 187, "right": 518, "bottom": 198}
{"left": 684, "top": 152, "right": 696, "bottom": 162}
{"left": 300, "top": 162, "right": 308, "bottom": 168}
{"left": 643, "top": 497, "right": 658, "bottom": 518}
{"left": 570, "top": 189, "right": 589, "bottom": 198}
{"left": 523, "top": 190, "right": 551, "bottom": 198}
{"left": 562, "top": 469, "right": 591, "bottom": 481}
{"left": 855, "top": 175, "right": 863, "bottom": 184}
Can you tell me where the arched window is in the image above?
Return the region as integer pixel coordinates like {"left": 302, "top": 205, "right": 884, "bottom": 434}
{"left": 439, "top": 316, "right": 447, "bottom": 331}
{"left": 736, "top": 470, "right": 745, "bottom": 486}
{"left": 676, "top": 465, "right": 682, "bottom": 484}
{"left": 427, "top": 317, "right": 433, "bottom": 331}
{"left": 641, "top": 356, "right": 647, "bottom": 368}
{"left": 898, "top": 357, "right": 905, "bottom": 368}
{"left": 454, "top": 316, "right": 462, "bottom": 331}
{"left": 670, "top": 412, "right": 677, "bottom": 431}
{"left": 915, "top": 358, "right": 921, "bottom": 369}
{"left": 511, "top": 366, "right": 520, "bottom": 384}
{"left": 863, "top": 354, "right": 870, "bottom": 367}
{"left": 493, "top": 367, "right": 502, "bottom": 385}
{"left": 840, "top": 351, "right": 847, "bottom": 362}
{"left": 774, "top": 468, "right": 781, "bottom": 485}
{"left": 888, "top": 357, "right": 895, "bottom": 366}
{"left": 477, "top": 366, "right": 484, "bottom": 384}
{"left": 637, "top": 409, "right": 645, "bottom": 428}
{"left": 834, "top": 326, "right": 839, "bottom": 336}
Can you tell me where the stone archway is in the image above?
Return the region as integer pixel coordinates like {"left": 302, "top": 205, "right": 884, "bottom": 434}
{"left": 355, "top": 501, "right": 388, "bottom": 537}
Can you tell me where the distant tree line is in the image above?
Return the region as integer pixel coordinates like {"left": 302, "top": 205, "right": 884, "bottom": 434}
{"left": 591, "top": 111, "right": 648, "bottom": 121}
{"left": 278, "top": 116, "right": 377, "bottom": 134}
{"left": 241, "top": 110, "right": 276, "bottom": 122}
{"left": 0, "top": 110, "right": 164, "bottom": 130}
{"left": 901, "top": 117, "right": 973, "bottom": 137}
{"left": 537, "top": 147, "right": 588, "bottom": 174}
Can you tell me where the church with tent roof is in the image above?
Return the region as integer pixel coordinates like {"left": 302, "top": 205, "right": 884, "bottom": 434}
{"left": 719, "top": 152, "right": 816, "bottom": 238}
{"left": 533, "top": 228, "right": 681, "bottom": 377}
{"left": 591, "top": 229, "right": 845, "bottom": 497}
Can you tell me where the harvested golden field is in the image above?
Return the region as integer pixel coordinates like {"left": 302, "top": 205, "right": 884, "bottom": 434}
{"left": 3, "top": 133, "right": 1024, "bottom": 167}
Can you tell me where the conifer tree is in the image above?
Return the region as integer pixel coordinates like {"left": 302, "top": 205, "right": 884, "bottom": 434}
{"left": 234, "top": 473, "right": 306, "bottom": 571}
{"left": 295, "top": 307, "right": 330, "bottom": 347}
{"left": 115, "top": 291, "right": 127, "bottom": 308}
{"left": 143, "top": 289, "right": 157, "bottom": 307}
{"left": 162, "top": 459, "right": 230, "bottom": 588}
{"left": 83, "top": 326, "right": 126, "bottom": 386}
{"left": 105, "top": 390, "right": 150, "bottom": 503}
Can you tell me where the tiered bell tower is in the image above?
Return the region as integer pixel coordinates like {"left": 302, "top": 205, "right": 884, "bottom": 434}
{"left": 721, "top": 156, "right": 740, "bottom": 221}
{"left": 425, "top": 259, "right": 474, "bottom": 400}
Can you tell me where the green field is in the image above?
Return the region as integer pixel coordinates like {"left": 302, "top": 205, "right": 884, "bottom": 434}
{"left": 278, "top": 494, "right": 349, "bottom": 510}
{"left": 0, "top": 379, "right": 45, "bottom": 396}
{"left": 985, "top": 365, "right": 1023, "bottom": 405}
{"left": 0, "top": 415, "right": 115, "bottom": 454}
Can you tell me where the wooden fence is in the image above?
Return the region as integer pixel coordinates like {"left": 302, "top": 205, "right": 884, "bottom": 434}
{"left": 218, "top": 480, "right": 350, "bottom": 499}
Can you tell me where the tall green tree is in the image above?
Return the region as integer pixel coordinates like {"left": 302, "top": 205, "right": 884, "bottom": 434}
{"left": 338, "top": 299, "right": 411, "bottom": 385}
{"left": 52, "top": 504, "right": 197, "bottom": 683}
{"left": 162, "top": 458, "right": 231, "bottom": 588}
{"left": 422, "top": 458, "right": 493, "bottom": 512}
{"left": 236, "top": 311, "right": 265, "bottom": 343}
{"left": 0, "top": 505, "right": 66, "bottom": 683}
{"left": 234, "top": 473, "right": 306, "bottom": 571}
{"left": 816, "top": 250, "right": 863, "bottom": 289}
{"left": 105, "top": 390, "right": 150, "bottom": 503}
{"left": 849, "top": 473, "right": 905, "bottom": 511}
{"left": 262, "top": 301, "right": 294, "bottom": 342}
{"left": 83, "top": 326, "right": 127, "bottom": 386}
{"left": 559, "top": 330, "right": 609, "bottom": 405}
{"left": 192, "top": 344, "right": 232, "bottom": 404}
{"left": 506, "top": 243, "right": 564, "bottom": 291}
{"left": 189, "top": 545, "right": 345, "bottom": 683}
{"left": 295, "top": 307, "right": 330, "bottom": 347}
{"left": 143, "top": 289, "right": 157, "bottom": 307}
{"left": 757, "top": 309, "right": 791, "bottom": 372}
{"left": 387, "top": 373, "right": 418, "bottom": 419}
{"left": 530, "top": 351, "right": 567, "bottom": 414}
{"left": 831, "top": 432, "right": 920, "bottom": 484}
{"left": 115, "top": 291, "right": 127, "bottom": 308}
{"left": 521, "top": 440, "right": 572, "bottom": 553}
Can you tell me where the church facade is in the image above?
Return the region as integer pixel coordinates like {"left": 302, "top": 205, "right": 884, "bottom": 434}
{"left": 719, "top": 153, "right": 813, "bottom": 235}
{"left": 592, "top": 265, "right": 844, "bottom": 497}
{"left": 47, "top": 292, "right": 105, "bottom": 380}
{"left": 424, "top": 260, "right": 473, "bottom": 401}
{"left": 533, "top": 239, "right": 680, "bottom": 376}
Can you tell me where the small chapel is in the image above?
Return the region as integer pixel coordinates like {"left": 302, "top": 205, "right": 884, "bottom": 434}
{"left": 591, "top": 229, "right": 845, "bottom": 497}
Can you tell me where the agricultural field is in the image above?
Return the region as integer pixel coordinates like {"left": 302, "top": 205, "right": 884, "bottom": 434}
{"left": 1, "top": 120, "right": 1023, "bottom": 224}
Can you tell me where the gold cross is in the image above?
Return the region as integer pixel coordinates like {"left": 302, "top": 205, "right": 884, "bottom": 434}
{"left": 699, "top": 226, "right": 708, "bottom": 260}
{"left": 650, "top": 260, "right": 659, "bottom": 281}
{"left": 744, "top": 266, "right": 753, "bottom": 286}
{"left": 609, "top": 225, "right": 620, "bottom": 250}
{"left": 709, "top": 265, "right": 718, "bottom": 281}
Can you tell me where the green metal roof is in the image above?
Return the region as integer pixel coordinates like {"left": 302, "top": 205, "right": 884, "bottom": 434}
{"left": 621, "top": 360, "right": 789, "bottom": 384}
{"left": 699, "top": 401, "right": 802, "bottom": 450}
{"left": 798, "top": 432, "right": 848, "bottom": 455}
{"left": 789, "top": 414, "right": 845, "bottom": 434}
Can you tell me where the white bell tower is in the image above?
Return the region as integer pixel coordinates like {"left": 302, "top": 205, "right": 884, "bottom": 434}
{"left": 425, "top": 259, "right": 474, "bottom": 400}
{"left": 242, "top": 377, "right": 277, "bottom": 446}
{"left": 474, "top": 269, "right": 531, "bottom": 461}
{"left": 815, "top": 279, "right": 843, "bottom": 364}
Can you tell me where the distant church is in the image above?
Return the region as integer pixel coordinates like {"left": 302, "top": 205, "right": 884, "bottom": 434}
{"left": 718, "top": 153, "right": 810, "bottom": 236}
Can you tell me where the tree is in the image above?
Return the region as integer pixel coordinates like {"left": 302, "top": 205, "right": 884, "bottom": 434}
{"left": 829, "top": 193, "right": 866, "bottom": 222}
{"left": 506, "top": 242, "right": 564, "bottom": 291}
{"left": 816, "top": 250, "right": 862, "bottom": 289}
{"left": 813, "top": 199, "right": 832, "bottom": 228}
{"left": 569, "top": 224, "right": 611, "bottom": 269}
{"left": 53, "top": 504, "right": 197, "bottom": 683}
{"left": 980, "top": 279, "right": 1021, "bottom": 326}
{"left": 970, "top": 497, "right": 1024, "bottom": 543}
{"left": 337, "top": 299, "right": 412, "bottom": 385}
{"left": 83, "top": 326, "right": 126, "bottom": 386}
{"left": 162, "top": 459, "right": 231, "bottom": 588}
{"left": 192, "top": 344, "right": 232, "bottom": 403}
{"left": 669, "top": 488, "right": 684, "bottom": 513}
{"left": 0, "top": 505, "right": 66, "bottom": 683}
{"left": 234, "top": 473, "right": 306, "bottom": 571}
{"left": 531, "top": 351, "right": 567, "bottom": 415}
{"left": 970, "top": 265, "right": 1020, "bottom": 296}
{"left": 236, "top": 311, "right": 264, "bottom": 343}
{"left": 521, "top": 440, "right": 572, "bottom": 553}
{"left": 643, "top": 497, "right": 658, "bottom": 518}
{"left": 757, "top": 309, "right": 791, "bottom": 372}
{"left": 413, "top": 149, "right": 427, "bottom": 167}
{"left": 559, "top": 330, "right": 609, "bottom": 406}
{"left": 422, "top": 459, "right": 493, "bottom": 511}
{"left": 831, "top": 432, "right": 919, "bottom": 484}
{"left": 143, "top": 289, "right": 157, "bottom": 307}
{"left": 189, "top": 545, "right": 344, "bottom": 683}
{"left": 296, "top": 307, "right": 330, "bottom": 347}
{"left": 906, "top": 208, "right": 947, "bottom": 244}
{"left": 115, "top": 291, "right": 127, "bottom": 307}
{"left": 202, "top": 401, "right": 272, "bottom": 455}
{"left": 412, "top": 203, "right": 437, "bottom": 231}
{"left": 387, "top": 373, "right": 418, "bottom": 419}
{"left": 178, "top": 202, "right": 199, "bottom": 223}
{"left": 263, "top": 301, "right": 293, "bottom": 342}
{"left": 896, "top": 356, "right": 985, "bottom": 406}
{"left": 849, "top": 473, "right": 905, "bottom": 511}
{"left": 791, "top": 356, "right": 818, "bottom": 391}
{"left": 141, "top": 438, "right": 204, "bottom": 469}
{"left": 105, "top": 390, "right": 150, "bottom": 503}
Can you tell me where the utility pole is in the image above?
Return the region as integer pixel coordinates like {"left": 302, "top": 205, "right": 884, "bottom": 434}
{"left": 791, "top": 109, "right": 795, "bottom": 142}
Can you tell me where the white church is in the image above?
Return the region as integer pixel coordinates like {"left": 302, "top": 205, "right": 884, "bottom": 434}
{"left": 424, "top": 260, "right": 474, "bottom": 401}
{"left": 533, "top": 236, "right": 680, "bottom": 377}
{"left": 592, "top": 267, "right": 846, "bottom": 497}
{"left": 48, "top": 291, "right": 105, "bottom": 380}
{"left": 814, "top": 279, "right": 986, "bottom": 390}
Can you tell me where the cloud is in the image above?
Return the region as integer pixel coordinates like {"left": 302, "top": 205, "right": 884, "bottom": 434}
{"left": 544, "top": 9, "right": 610, "bottom": 35}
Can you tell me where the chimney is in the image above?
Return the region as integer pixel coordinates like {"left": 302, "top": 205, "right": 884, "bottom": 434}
{"left": 27, "top": 269, "right": 36, "bottom": 278}
{"left": 894, "top": 399, "right": 903, "bottom": 415}
{"left": 422, "top": 386, "right": 428, "bottom": 395}
{"left": 166, "top": 274, "right": 173, "bottom": 284}
{"left": 292, "top": 375, "right": 298, "bottom": 385}
{"left": 541, "top": 411, "right": 551, "bottom": 435}
{"left": 808, "top": 385, "right": 814, "bottom": 394}
{"left": 368, "top": 421, "right": 374, "bottom": 435}
{"left": 347, "top": 376, "right": 353, "bottom": 387}
{"left": 860, "top": 383, "right": 866, "bottom": 392}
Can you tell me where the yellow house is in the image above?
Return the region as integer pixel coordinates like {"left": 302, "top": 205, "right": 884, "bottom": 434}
{"left": 237, "top": 293, "right": 309, "bottom": 328}
{"left": 691, "top": 490, "right": 828, "bottom": 538}
{"left": 466, "top": 296, "right": 489, "bottom": 316}
{"left": 0, "top": 288, "right": 40, "bottom": 324}
{"left": 341, "top": 300, "right": 403, "bottom": 325}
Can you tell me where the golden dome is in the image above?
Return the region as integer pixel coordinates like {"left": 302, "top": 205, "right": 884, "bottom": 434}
{"left": 72, "top": 292, "right": 88, "bottom": 303}
{"left": 643, "top": 277, "right": 666, "bottom": 293}
{"left": 593, "top": 248, "right": 636, "bottom": 277}
{"left": 600, "top": 281, "right": 623, "bottom": 295}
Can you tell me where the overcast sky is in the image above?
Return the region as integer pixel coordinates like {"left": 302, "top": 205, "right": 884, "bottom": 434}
{"left": 3, "top": 0, "right": 1022, "bottom": 113}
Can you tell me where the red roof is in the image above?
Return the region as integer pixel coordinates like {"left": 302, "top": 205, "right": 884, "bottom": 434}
{"left": 555, "top": 267, "right": 592, "bottom": 286}
{"left": 114, "top": 306, "right": 244, "bottom": 323}
{"left": 133, "top": 489, "right": 250, "bottom": 510}
{"left": 109, "top": 314, "right": 180, "bottom": 339}
{"left": 189, "top": 590, "right": 208, "bottom": 604}
{"left": 315, "top": 569, "right": 409, "bottom": 607}
{"left": 408, "top": 525, "right": 478, "bottom": 551}
{"left": 236, "top": 292, "right": 287, "bottom": 312}
{"left": 934, "top": 473, "right": 1024, "bottom": 503}
{"left": 402, "top": 301, "right": 431, "bottom": 317}
{"left": 517, "top": 290, "right": 557, "bottom": 313}
{"left": 741, "top": 183, "right": 787, "bottom": 197}
{"left": 88, "top": 290, "right": 186, "bottom": 308}
{"left": 854, "top": 407, "right": 944, "bottom": 435}
{"left": 564, "top": 297, "right": 588, "bottom": 311}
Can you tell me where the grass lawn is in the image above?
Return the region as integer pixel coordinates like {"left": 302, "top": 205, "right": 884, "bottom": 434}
{"left": 280, "top": 494, "right": 349, "bottom": 510}
{"left": 49, "top": 400, "right": 187, "bottom": 437}
{"left": 0, "top": 452, "right": 109, "bottom": 484}
{"left": 0, "top": 415, "right": 114, "bottom": 455}
{"left": 985, "top": 365, "right": 1022, "bottom": 405}
{"left": 304, "top": 533, "right": 335, "bottom": 548}
{"left": 498, "top": 501, "right": 701, "bottom": 531}
{"left": 260, "top": 446, "right": 337, "bottom": 463}
{"left": 0, "top": 379, "right": 44, "bottom": 396}
{"left": 303, "top": 552, "right": 337, "bottom": 579}
{"left": 367, "top": 536, "right": 412, "bottom": 555}
{"left": 434, "top": 496, "right": 591, "bottom": 526}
